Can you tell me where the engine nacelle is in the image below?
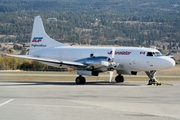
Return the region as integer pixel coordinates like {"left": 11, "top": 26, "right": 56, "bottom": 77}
{"left": 75, "top": 56, "right": 110, "bottom": 69}
{"left": 77, "top": 70, "right": 99, "bottom": 76}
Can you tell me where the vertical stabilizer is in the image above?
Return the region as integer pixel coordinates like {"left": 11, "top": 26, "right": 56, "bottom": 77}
{"left": 29, "top": 16, "right": 66, "bottom": 55}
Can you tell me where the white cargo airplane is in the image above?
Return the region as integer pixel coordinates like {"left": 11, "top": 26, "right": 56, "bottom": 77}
{"left": 3, "top": 16, "right": 175, "bottom": 85}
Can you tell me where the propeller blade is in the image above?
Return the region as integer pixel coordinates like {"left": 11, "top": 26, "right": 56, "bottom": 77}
{"left": 112, "top": 47, "right": 115, "bottom": 60}
{"left": 109, "top": 47, "right": 116, "bottom": 82}
{"left": 109, "top": 71, "right": 114, "bottom": 82}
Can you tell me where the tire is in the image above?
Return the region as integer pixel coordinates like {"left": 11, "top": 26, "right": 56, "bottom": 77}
{"left": 76, "top": 77, "right": 81, "bottom": 84}
{"left": 81, "top": 77, "right": 86, "bottom": 84}
{"left": 75, "top": 76, "right": 86, "bottom": 84}
{"left": 115, "top": 75, "right": 124, "bottom": 83}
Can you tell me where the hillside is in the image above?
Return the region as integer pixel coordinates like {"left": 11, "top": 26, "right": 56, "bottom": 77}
{"left": 0, "top": 0, "right": 179, "bottom": 48}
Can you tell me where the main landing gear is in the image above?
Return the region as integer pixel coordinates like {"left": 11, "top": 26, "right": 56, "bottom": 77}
{"left": 145, "top": 71, "right": 161, "bottom": 86}
{"left": 115, "top": 74, "right": 124, "bottom": 83}
{"left": 75, "top": 75, "right": 86, "bottom": 84}
{"left": 75, "top": 74, "right": 125, "bottom": 84}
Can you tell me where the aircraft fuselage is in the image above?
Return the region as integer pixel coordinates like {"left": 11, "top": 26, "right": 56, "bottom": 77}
{"left": 31, "top": 46, "right": 175, "bottom": 71}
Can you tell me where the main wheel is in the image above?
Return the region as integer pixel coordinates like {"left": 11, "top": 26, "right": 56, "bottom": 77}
{"left": 80, "top": 77, "right": 86, "bottom": 84}
{"left": 76, "top": 77, "right": 81, "bottom": 84}
{"left": 115, "top": 75, "right": 124, "bottom": 83}
{"left": 75, "top": 76, "right": 86, "bottom": 84}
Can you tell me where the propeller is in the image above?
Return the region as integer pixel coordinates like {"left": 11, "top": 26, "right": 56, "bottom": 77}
{"left": 109, "top": 47, "right": 115, "bottom": 82}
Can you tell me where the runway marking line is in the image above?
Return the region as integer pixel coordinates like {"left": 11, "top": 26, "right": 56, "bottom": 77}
{"left": 0, "top": 99, "right": 14, "bottom": 107}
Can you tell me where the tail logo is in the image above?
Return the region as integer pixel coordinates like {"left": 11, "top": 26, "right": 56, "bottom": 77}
{"left": 32, "top": 37, "right": 43, "bottom": 42}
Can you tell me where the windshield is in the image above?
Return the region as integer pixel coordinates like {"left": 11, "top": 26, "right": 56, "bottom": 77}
{"left": 153, "top": 52, "right": 162, "bottom": 56}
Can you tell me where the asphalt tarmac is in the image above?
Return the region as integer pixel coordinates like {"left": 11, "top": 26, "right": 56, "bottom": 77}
{"left": 0, "top": 81, "right": 180, "bottom": 120}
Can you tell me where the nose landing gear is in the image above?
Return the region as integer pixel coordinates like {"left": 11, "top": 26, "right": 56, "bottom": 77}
{"left": 145, "top": 71, "right": 161, "bottom": 86}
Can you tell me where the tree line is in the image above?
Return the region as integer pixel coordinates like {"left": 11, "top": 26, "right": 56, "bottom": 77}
{"left": 0, "top": 56, "right": 67, "bottom": 71}
{"left": 0, "top": 0, "right": 179, "bottom": 47}
{"left": 0, "top": 0, "right": 180, "bottom": 71}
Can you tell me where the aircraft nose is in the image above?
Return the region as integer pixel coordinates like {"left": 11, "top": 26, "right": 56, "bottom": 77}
{"left": 165, "top": 57, "right": 175, "bottom": 68}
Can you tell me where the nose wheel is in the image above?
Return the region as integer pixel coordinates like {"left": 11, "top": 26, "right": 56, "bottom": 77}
{"left": 145, "top": 71, "right": 161, "bottom": 86}
{"left": 148, "top": 79, "right": 161, "bottom": 86}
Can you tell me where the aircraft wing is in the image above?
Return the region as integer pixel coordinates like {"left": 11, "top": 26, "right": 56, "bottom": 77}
{"left": 2, "top": 53, "right": 86, "bottom": 68}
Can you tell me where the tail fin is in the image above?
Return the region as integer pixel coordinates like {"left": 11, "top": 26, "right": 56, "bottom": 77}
{"left": 29, "top": 16, "right": 66, "bottom": 55}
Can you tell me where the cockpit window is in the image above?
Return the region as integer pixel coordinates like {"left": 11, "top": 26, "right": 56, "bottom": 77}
{"left": 147, "top": 52, "right": 153, "bottom": 56}
{"left": 147, "top": 51, "right": 162, "bottom": 57}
